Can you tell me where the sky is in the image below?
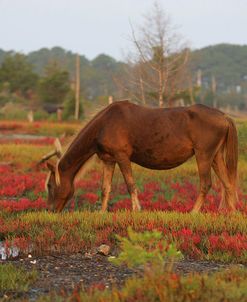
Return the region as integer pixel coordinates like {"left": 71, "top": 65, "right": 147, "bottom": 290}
{"left": 0, "top": 0, "right": 246, "bottom": 60}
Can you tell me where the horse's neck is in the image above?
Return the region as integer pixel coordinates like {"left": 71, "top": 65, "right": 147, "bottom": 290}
{"left": 57, "top": 124, "right": 97, "bottom": 180}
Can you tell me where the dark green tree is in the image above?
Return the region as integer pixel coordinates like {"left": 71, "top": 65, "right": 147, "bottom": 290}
{"left": 0, "top": 53, "right": 38, "bottom": 97}
{"left": 38, "top": 62, "right": 70, "bottom": 104}
{"left": 62, "top": 91, "right": 84, "bottom": 120}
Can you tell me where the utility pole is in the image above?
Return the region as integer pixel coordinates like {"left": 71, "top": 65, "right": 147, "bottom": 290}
{"left": 195, "top": 69, "right": 202, "bottom": 104}
{"left": 75, "top": 54, "right": 80, "bottom": 120}
{"left": 196, "top": 69, "right": 202, "bottom": 88}
{"left": 212, "top": 75, "right": 217, "bottom": 108}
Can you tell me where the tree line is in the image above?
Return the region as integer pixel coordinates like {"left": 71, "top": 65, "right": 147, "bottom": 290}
{"left": 0, "top": 49, "right": 126, "bottom": 120}
{"left": 0, "top": 45, "right": 246, "bottom": 119}
{"left": 0, "top": 2, "right": 246, "bottom": 119}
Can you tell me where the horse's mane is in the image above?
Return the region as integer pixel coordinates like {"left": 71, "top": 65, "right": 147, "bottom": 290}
{"left": 54, "top": 104, "right": 109, "bottom": 186}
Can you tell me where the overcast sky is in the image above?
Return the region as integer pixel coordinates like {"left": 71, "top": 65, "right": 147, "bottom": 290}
{"left": 0, "top": 0, "right": 246, "bottom": 60}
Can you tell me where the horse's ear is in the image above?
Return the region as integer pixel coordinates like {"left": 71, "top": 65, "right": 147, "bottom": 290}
{"left": 46, "top": 162, "right": 55, "bottom": 172}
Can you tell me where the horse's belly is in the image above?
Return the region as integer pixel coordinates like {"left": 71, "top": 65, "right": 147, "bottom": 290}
{"left": 131, "top": 146, "right": 194, "bottom": 170}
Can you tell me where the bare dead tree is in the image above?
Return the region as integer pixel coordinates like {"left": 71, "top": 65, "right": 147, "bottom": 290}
{"left": 124, "top": 2, "right": 190, "bottom": 107}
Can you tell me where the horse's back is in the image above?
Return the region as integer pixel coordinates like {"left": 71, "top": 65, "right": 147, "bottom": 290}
{"left": 95, "top": 102, "right": 231, "bottom": 169}
{"left": 100, "top": 102, "right": 229, "bottom": 142}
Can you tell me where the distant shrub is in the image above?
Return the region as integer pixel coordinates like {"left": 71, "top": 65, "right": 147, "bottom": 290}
{"left": 33, "top": 109, "right": 50, "bottom": 121}
{"left": 0, "top": 102, "right": 28, "bottom": 120}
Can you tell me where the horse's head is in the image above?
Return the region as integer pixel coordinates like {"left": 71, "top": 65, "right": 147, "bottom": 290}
{"left": 46, "top": 162, "right": 74, "bottom": 212}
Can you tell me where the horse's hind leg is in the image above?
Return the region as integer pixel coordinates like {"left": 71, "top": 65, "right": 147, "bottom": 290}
{"left": 192, "top": 152, "right": 213, "bottom": 213}
{"left": 117, "top": 155, "right": 141, "bottom": 211}
{"left": 101, "top": 161, "right": 115, "bottom": 211}
{"left": 212, "top": 149, "right": 236, "bottom": 211}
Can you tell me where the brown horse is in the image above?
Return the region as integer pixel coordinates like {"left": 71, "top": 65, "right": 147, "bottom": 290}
{"left": 45, "top": 101, "right": 238, "bottom": 213}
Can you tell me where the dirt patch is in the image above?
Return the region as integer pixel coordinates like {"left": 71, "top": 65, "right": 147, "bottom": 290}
{"left": 1, "top": 253, "right": 134, "bottom": 301}
{"left": 1, "top": 253, "right": 244, "bottom": 301}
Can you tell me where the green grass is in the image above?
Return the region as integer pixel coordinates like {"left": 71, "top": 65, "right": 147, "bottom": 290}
{"left": 0, "top": 144, "right": 52, "bottom": 166}
{"left": 0, "top": 263, "right": 37, "bottom": 292}
{"left": 19, "top": 211, "right": 247, "bottom": 235}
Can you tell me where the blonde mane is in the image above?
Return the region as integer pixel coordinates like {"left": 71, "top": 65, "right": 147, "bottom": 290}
{"left": 45, "top": 171, "right": 51, "bottom": 191}
{"left": 55, "top": 162, "right": 61, "bottom": 186}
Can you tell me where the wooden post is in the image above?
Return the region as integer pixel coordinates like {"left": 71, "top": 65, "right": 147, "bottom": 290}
{"left": 108, "top": 96, "right": 113, "bottom": 104}
{"left": 27, "top": 110, "right": 34, "bottom": 123}
{"left": 75, "top": 54, "right": 80, "bottom": 120}
{"left": 57, "top": 108, "right": 62, "bottom": 122}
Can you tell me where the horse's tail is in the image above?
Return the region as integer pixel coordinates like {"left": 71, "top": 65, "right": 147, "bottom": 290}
{"left": 225, "top": 116, "right": 238, "bottom": 187}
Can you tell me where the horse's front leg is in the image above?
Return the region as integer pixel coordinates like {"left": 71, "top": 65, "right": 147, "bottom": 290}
{"left": 101, "top": 161, "right": 115, "bottom": 211}
{"left": 117, "top": 155, "right": 141, "bottom": 211}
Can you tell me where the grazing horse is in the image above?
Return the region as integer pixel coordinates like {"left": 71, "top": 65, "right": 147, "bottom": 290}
{"left": 45, "top": 101, "right": 238, "bottom": 213}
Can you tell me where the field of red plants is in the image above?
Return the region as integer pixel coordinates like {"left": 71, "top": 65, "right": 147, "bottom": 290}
{"left": 1, "top": 162, "right": 247, "bottom": 214}
{"left": 1, "top": 120, "right": 247, "bottom": 301}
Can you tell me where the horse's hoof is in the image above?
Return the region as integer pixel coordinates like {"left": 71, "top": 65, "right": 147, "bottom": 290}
{"left": 191, "top": 208, "right": 200, "bottom": 214}
{"left": 132, "top": 205, "right": 141, "bottom": 211}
